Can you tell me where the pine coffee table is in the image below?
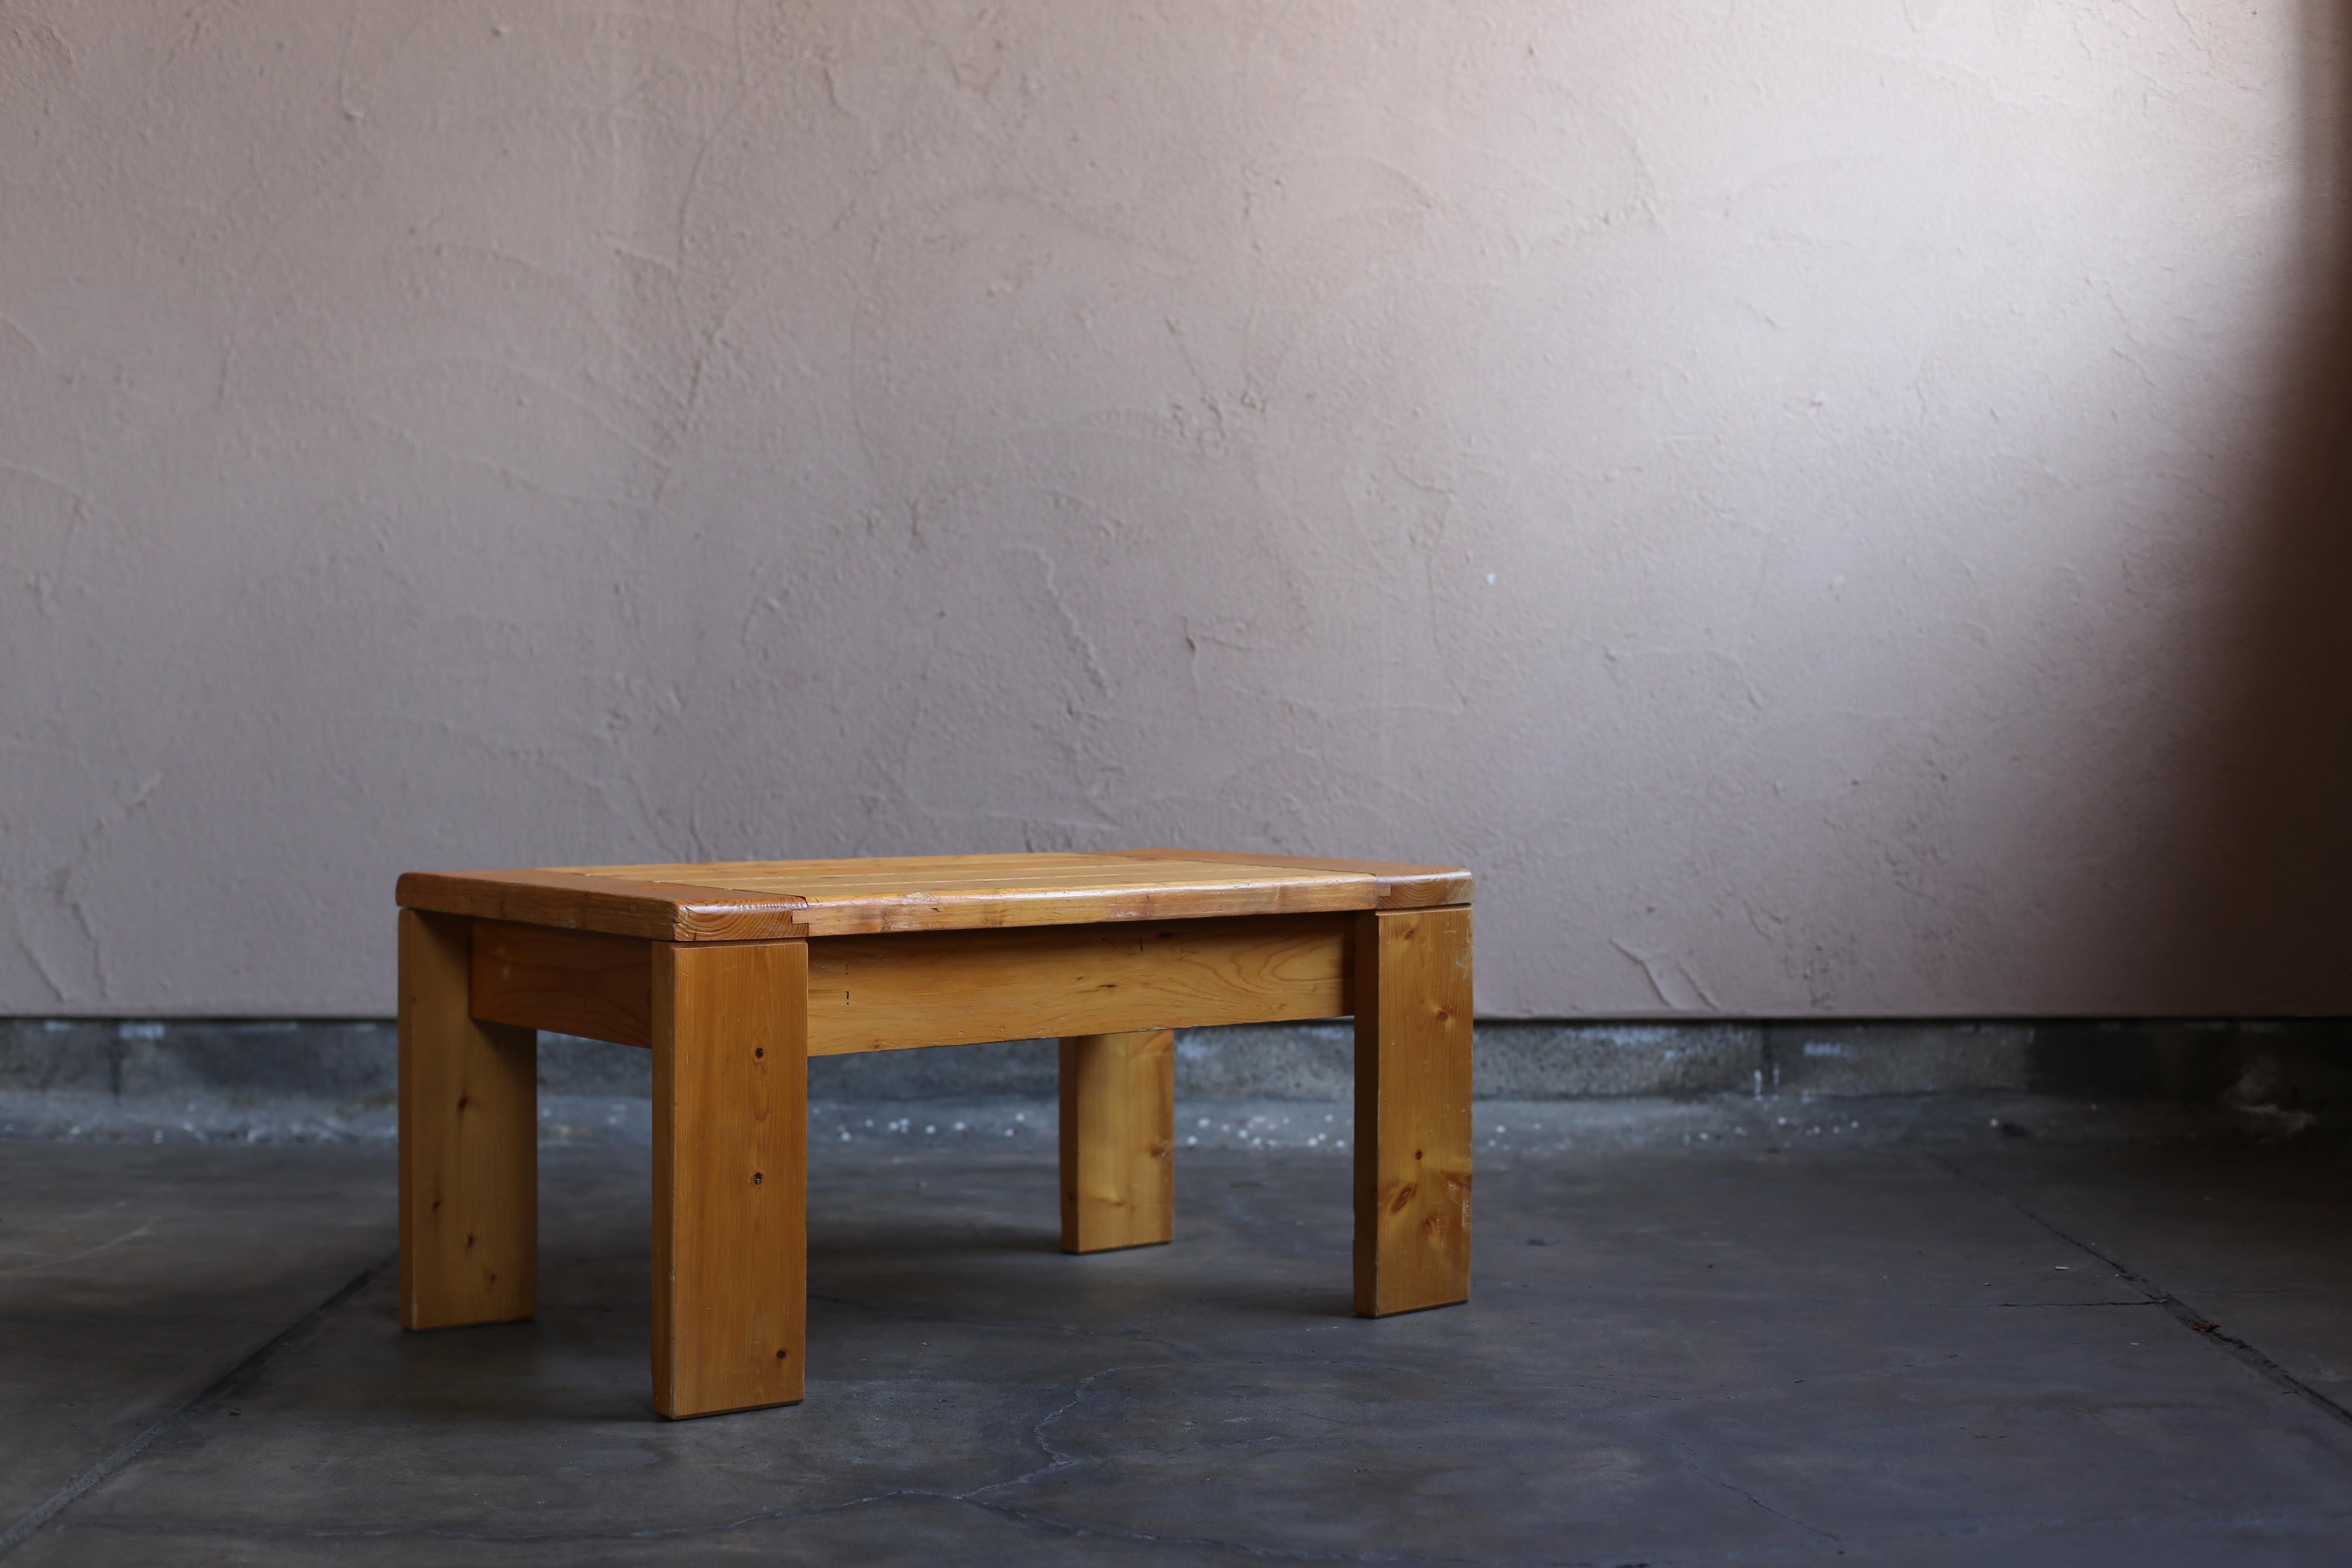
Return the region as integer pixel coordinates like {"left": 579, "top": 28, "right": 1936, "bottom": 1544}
{"left": 395, "top": 850, "right": 1473, "bottom": 1418}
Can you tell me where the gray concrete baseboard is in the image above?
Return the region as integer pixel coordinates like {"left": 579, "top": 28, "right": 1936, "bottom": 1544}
{"left": 3, "top": 1016, "right": 2348, "bottom": 1146}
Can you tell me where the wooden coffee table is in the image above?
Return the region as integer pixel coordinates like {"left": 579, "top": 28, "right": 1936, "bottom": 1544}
{"left": 395, "top": 850, "right": 1473, "bottom": 1418}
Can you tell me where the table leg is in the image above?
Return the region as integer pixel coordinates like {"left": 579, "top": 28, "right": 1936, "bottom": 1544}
{"left": 1060, "top": 1029, "right": 1176, "bottom": 1253}
{"left": 651, "top": 939, "right": 807, "bottom": 1418}
{"left": 1353, "top": 906, "right": 1473, "bottom": 1316}
{"left": 399, "top": 909, "right": 538, "bottom": 1330}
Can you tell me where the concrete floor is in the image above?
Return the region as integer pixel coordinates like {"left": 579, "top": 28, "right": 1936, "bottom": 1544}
{"left": 4, "top": 1112, "right": 2351, "bottom": 1565}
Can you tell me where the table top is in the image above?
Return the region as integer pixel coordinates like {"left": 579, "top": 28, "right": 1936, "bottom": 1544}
{"left": 397, "top": 849, "right": 1472, "bottom": 942}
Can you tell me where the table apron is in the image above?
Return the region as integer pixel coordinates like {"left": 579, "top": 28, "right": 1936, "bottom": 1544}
{"left": 467, "top": 912, "right": 1362, "bottom": 1053}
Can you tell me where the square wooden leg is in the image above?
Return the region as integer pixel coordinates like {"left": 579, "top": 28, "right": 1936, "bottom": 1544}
{"left": 651, "top": 939, "right": 808, "bottom": 1418}
{"left": 398, "top": 909, "right": 538, "bottom": 1329}
{"left": 1060, "top": 1029, "right": 1175, "bottom": 1253}
{"left": 1353, "top": 906, "right": 1473, "bottom": 1316}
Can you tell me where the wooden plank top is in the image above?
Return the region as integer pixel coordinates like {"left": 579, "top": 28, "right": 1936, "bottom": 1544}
{"left": 397, "top": 850, "right": 1470, "bottom": 942}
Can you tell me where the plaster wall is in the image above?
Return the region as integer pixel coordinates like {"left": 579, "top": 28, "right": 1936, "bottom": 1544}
{"left": 4, "top": 2, "right": 2348, "bottom": 1017}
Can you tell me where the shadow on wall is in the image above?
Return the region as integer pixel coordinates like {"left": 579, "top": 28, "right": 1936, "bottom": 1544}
{"left": 2162, "top": 1, "right": 2352, "bottom": 1011}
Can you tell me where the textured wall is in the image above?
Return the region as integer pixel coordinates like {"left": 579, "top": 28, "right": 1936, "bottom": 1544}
{"left": 5, "top": 3, "right": 2348, "bottom": 1018}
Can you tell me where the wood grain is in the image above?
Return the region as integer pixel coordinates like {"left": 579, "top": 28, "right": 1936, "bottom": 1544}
{"left": 399, "top": 910, "right": 538, "bottom": 1330}
{"left": 805, "top": 914, "right": 1349, "bottom": 1055}
{"left": 398, "top": 869, "right": 808, "bottom": 942}
{"left": 1059, "top": 1030, "right": 1175, "bottom": 1253}
{"left": 1122, "top": 849, "right": 1474, "bottom": 909}
{"left": 555, "top": 852, "right": 1379, "bottom": 936}
{"left": 651, "top": 939, "right": 807, "bottom": 1418}
{"left": 400, "top": 851, "right": 1470, "bottom": 942}
{"left": 470, "top": 920, "right": 652, "bottom": 1048}
{"left": 1352, "top": 906, "right": 1473, "bottom": 1317}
